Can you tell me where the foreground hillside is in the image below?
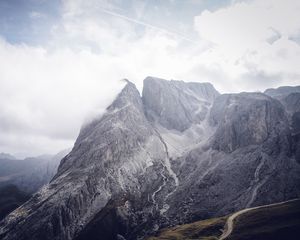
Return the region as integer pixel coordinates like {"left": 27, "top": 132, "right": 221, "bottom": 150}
{"left": 147, "top": 216, "right": 226, "bottom": 240}
{"left": 148, "top": 199, "right": 300, "bottom": 240}
{"left": 225, "top": 199, "right": 300, "bottom": 240}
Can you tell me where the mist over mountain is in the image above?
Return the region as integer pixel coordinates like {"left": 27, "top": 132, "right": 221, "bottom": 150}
{"left": 0, "top": 77, "right": 299, "bottom": 240}
{"left": 0, "top": 154, "right": 16, "bottom": 161}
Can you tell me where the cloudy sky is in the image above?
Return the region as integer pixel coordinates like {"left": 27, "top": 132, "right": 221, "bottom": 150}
{"left": 0, "top": 0, "right": 299, "bottom": 158}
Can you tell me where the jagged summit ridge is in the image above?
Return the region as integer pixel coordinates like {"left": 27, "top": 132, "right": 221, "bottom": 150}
{"left": 264, "top": 85, "right": 300, "bottom": 98}
{"left": 142, "top": 76, "right": 219, "bottom": 131}
{"left": 73, "top": 80, "right": 142, "bottom": 147}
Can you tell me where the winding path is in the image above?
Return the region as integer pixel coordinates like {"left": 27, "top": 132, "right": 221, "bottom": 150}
{"left": 219, "top": 199, "right": 299, "bottom": 240}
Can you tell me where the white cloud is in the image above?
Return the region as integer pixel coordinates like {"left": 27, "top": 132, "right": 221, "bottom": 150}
{"left": 196, "top": 0, "right": 300, "bottom": 46}
{"left": 1, "top": 0, "right": 300, "bottom": 157}
{"left": 0, "top": 38, "right": 127, "bottom": 157}
{"left": 194, "top": 0, "right": 300, "bottom": 89}
{"left": 0, "top": 2, "right": 202, "bottom": 157}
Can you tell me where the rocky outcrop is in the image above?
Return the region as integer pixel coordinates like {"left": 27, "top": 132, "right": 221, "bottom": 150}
{"left": 265, "top": 85, "right": 300, "bottom": 134}
{"left": 264, "top": 85, "right": 300, "bottom": 98}
{"left": 265, "top": 86, "right": 300, "bottom": 163}
{"left": 210, "top": 92, "right": 290, "bottom": 153}
{"left": 165, "top": 91, "right": 299, "bottom": 225}
{"left": 279, "top": 93, "right": 300, "bottom": 134}
{"left": 142, "top": 76, "right": 219, "bottom": 131}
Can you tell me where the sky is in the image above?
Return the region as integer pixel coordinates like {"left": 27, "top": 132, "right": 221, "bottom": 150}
{"left": 0, "top": 0, "right": 299, "bottom": 158}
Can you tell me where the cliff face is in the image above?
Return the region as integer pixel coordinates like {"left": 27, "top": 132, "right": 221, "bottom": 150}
{"left": 142, "top": 77, "right": 219, "bottom": 132}
{"left": 264, "top": 86, "right": 300, "bottom": 163}
{"left": 166, "top": 91, "right": 298, "bottom": 225}
{"left": 0, "top": 78, "right": 299, "bottom": 240}
{"left": 210, "top": 93, "right": 290, "bottom": 153}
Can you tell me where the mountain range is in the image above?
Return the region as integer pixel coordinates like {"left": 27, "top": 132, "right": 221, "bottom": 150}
{"left": 0, "top": 77, "right": 299, "bottom": 240}
{"left": 0, "top": 149, "right": 70, "bottom": 194}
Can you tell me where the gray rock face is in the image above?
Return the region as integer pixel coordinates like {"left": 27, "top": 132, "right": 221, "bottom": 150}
{"left": 210, "top": 93, "right": 290, "bottom": 153}
{"left": 166, "top": 92, "right": 298, "bottom": 225}
{"left": 0, "top": 81, "right": 169, "bottom": 240}
{"left": 0, "top": 78, "right": 299, "bottom": 240}
{"left": 264, "top": 85, "right": 300, "bottom": 98}
{"left": 280, "top": 92, "right": 300, "bottom": 114}
{"left": 278, "top": 93, "right": 300, "bottom": 134}
{"left": 265, "top": 86, "right": 300, "bottom": 163}
{"left": 142, "top": 76, "right": 219, "bottom": 131}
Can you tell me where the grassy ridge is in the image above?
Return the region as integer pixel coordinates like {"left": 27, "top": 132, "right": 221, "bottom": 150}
{"left": 229, "top": 199, "right": 300, "bottom": 240}
{"left": 147, "top": 199, "right": 300, "bottom": 240}
{"left": 147, "top": 217, "right": 227, "bottom": 240}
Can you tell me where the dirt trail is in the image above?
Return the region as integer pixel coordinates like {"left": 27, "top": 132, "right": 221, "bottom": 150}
{"left": 219, "top": 199, "right": 299, "bottom": 240}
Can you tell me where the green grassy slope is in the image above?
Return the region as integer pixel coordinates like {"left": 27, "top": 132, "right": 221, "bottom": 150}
{"left": 147, "top": 217, "right": 227, "bottom": 240}
{"left": 228, "top": 199, "right": 300, "bottom": 240}
{"left": 147, "top": 199, "right": 300, "bottom": 240}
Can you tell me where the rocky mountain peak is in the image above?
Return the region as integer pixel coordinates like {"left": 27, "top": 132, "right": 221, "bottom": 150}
{"left": 264, "top": 85, "right": 300, "bottom": 98}
{"left": 73, "top": 80, "right": 142, "bottom": 145}
{"left": 108, "top": 79, "right": 142, "bottom": 110}
{"left": 57, "top": 79, "right": 149, "bottom": 174}
{"left": 264, "top": 85, "right": 300, "bottom": 136}
{"left": 210, "top": 92, "right": 290, "bottom": 153}
{"left": 142, "top": 76, "right": 219, "bottom": 131}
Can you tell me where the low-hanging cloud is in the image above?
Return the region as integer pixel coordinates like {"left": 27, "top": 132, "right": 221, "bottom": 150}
{"left": 0, "top": 39, "right": 128, "bottom": 157}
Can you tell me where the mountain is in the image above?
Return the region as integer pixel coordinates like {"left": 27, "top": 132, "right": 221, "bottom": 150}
{"left": 265, "top": 86, "right": 300, "bottom": 164}
{"left": 0, "top": 149, "right": 70, "bottom": 193}
{"left": 0, "top": 153, "right": 16, "bottom": 161}
{"left": 0, "top": 77, "right": 299, "bottom": 240}
{"left": 148, "top": 199, "right": 300, "bottom": 240}
{"left": 142, "top": 77, "right": 219, "bottom": 131}
{"left": 264, "top": 86, "right": 300, "bottom": 98}
{"left": 265, "top": 86, "right": 300, "bottom": 132}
